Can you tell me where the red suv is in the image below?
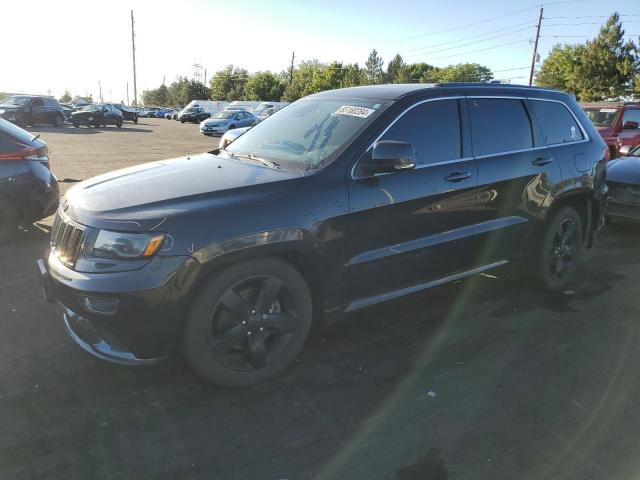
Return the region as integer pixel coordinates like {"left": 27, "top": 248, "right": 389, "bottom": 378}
{"left": 582, "top": 102, "right": 640, "bottom": 158}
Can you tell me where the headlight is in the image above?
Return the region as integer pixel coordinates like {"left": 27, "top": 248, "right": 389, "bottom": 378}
{"left": 88, "top": 116, "right": 93, "bottom": 121}
{"left": 91, "top": 230, "right": 165, "bottom": 260}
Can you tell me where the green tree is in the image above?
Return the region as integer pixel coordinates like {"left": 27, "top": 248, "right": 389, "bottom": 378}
{"left": 59, "top": 90, "right": 72, "bottom": 103}
{"left": 365, "top": 49, "right": 385, "bottom": 84}
{"left": 210, "top": 65, "right": 249, "bottom": 101}
{"left": 573, "top": 13, "right": 638, "bottom": 100}
{"left": 311, "top": 62, "right": 347, "bottom": 92}
{"left": 141, "top": 83, "right": 169, "bottom": 106}
{"left": 397, "top": 63, "right": 437, "bottom": 83}
{"left": 245, "top": 71, "right": 284, "bottom": 100}
{"left": 535, "top": 44, "right": 583, "bottom": 93}
{"left": 425, "top": 63, "right": 493, "bottom": 83}
{"left": 282, "top": 60, "right": 322, "bottom": 101}
{"left": 341, "top": 63, "right": 365, "bottom": 87}
{"left": 386, "top": 54, "right": 405, "bottom": 83}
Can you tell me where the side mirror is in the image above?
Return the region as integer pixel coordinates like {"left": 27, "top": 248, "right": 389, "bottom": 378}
{"left": 361, "top": 140, "right": 416, "bottom": 176}
{"left": 622, "top": 120, "right": 639, "bottom": 130}
{"left": 619, "top": 145, "right": 632, "bottom": 156}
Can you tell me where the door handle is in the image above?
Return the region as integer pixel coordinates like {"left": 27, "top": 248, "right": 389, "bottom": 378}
{"left": 533, "top": 156, "right": 553, "bottom": 166}
{"left": 444, "top": 171, "right": 471, "bottom": 182}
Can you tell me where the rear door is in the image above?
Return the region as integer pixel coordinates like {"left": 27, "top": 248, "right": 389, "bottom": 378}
{"left": 468, "top": 96, "right": 563, "bottom": 264}
{"left": 347, "top": 98, "right": 479, "bottom": 303}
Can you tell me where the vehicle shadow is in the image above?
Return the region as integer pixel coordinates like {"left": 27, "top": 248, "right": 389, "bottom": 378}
{"left": 28, "top": 125, "right": 154, "bottom": 134}
{"left": 27, "top": 126, "right": 101, "bottom": 135}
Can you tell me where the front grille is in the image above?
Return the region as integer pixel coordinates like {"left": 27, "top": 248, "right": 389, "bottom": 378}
{"left": 50, "top": 213, "right": 87, "bottom": 268}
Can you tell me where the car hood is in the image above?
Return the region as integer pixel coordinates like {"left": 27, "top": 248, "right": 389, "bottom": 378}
{"left": 64, "top": 152, "right": 302, "bottom": 230}
{"left": 202, "top": 118, "right": 229, "bottom": 125}
{"left": 607, "top": 156, "right": 640, "bottom": 184}
{"left": 0, "top": 104, "right": 21, "bottom": 111}
{"left": 72, "top": 110, "right": 99, "bottom": 116}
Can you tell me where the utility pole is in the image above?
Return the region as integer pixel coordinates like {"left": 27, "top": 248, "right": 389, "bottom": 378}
{"left": 529, "top": 7, "right": 543, "bottom": 86}
{"left": 99, "top": 81, "right": 103, "bottom": 102}
{"left": 289, "top": 51, "right": 295, "bottom": 85}
{"left": 126, "top": 82, "right": 129, "bottom": 105}
{"left": 131, "top": 10, "right": 138, "bottom": 106}
{"left": 204, "top": 68, "right": 207, "bottom": 86}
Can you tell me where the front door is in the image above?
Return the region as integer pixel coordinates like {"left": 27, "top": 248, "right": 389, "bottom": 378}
{"left": 347, "top": 98, "right": 478, "bottom": 304}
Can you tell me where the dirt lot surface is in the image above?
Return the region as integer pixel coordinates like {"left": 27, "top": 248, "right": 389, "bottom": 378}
{"left": 1, "top": 119, "right": 640, "bottom": 480}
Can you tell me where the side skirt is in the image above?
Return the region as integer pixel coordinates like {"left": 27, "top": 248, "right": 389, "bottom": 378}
{"left": 344, "top": 260, "right": 508, "bottom": 313}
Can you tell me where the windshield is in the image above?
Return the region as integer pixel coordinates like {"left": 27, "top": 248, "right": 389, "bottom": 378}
{"left": 583, "top": 107, "right": 619, "bottom": 127}
{"left": 212, "top": 111, "right": 237, "bottom": 119}
{"left": 254, "top": 104, "right": 273, "bottom": 114}
{"left": 3, "top": 96, "right": 30, "bottom": 106}
{"left": 225, "top": 98, "right": 389, "bottom": 171}
{"left": 184, "top": 108, "right": 199, "bottom": 113}
{"left": 81, "top": 105, "right": 101, "bottom": 111}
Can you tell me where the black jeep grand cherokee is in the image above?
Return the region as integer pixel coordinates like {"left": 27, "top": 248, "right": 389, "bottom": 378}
{"left": 40, "top": 84, "right": 608, "bottom": 387}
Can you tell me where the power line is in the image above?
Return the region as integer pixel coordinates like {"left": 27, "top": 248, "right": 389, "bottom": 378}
{"left": 392, "top": 0, "right": 592, "bottom": 43}
{"left": 541, "top": 34, "right": 640, "bottom": 37}
{"left": 393, "top": 5, "right": 540, "bottom": 42}
{"left": 543, "top": 20, "right": 640, "bottom": 26}
{"left": 405, "top": 20, "right": 536, "bottom": 53}
{"left": 543, "top": 14, "right": 640, "bottom": 19}
{"left": 427, "top": 39, "right": 531, "bottom": 62}
{"left": 406, "top": 24, "right": 535, "bottom": 58}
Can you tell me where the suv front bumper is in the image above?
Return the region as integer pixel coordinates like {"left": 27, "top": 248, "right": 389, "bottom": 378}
{"left": 38, "top": 253, "right": 201, "bottom": 364}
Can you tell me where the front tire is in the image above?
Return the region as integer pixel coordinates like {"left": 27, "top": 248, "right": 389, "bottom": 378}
{"left": 53, "top": 114, "right": 63, "bottom": 127}
{"left": 117, "top": 119, "right": 123, "bottom": 128}
{"left": 183, "top": 258, "right": 312, "bottom": 387}
{"left": 133, "top": 114, "right": 138, "bottom": 124}
{"left": 533, "top": 206, "right": 583, "bottom": 291}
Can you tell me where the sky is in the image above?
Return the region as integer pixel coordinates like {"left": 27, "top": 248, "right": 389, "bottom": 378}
{"left": 2, "top": 0, "right": 639, "bottom": 103}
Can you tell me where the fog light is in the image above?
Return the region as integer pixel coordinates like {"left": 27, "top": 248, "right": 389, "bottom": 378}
{"left": 78, "top": 295, "right": 119, "bottom": 315}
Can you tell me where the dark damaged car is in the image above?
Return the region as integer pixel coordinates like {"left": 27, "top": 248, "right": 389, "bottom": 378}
{"left": 40, "top": 83, "right": 608, "bottom": 387}
{"left": 606, "top": 145, "right": 640, "bottom": 222}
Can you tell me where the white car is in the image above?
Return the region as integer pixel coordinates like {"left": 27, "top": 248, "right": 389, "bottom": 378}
{"left": 200, "top": 110, "right": 257, "bottom": 136}
{"left": 218, "top": 126, "right": 250, "bottom": 149}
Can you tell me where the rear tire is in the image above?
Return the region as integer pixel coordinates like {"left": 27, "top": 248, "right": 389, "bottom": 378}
{"left": 532, "top": 206, "right": 583, "bottom": 292}
{"left": 133, "top": 114, "right": 138, "bottom": 124}
{"left": 117, "top": 119, "right": 123, "bottom": 128}
{"left": 0, "top": 200, "right": 18, "bottom": 244}
{"left": 183, "top": 258, "right": 312, "bottom": 387}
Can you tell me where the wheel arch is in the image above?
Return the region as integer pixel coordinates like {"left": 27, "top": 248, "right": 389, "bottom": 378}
{"left": 546, "top": 189, "right": 600, "bottom": 246}
{"left": 187, "top": 229, "right": 328, "bottom": 326}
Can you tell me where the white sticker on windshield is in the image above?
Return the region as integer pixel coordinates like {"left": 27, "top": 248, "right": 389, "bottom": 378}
{"left": 335, "top": 105, "right": 376, "bottom": 118}
{"left": 600, "top": 108, "right": 617, "bottom": 113}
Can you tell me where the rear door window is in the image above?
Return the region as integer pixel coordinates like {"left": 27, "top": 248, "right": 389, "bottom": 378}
{"left": 468, "top": 98, "right": 533, "bottom": 156}
{"left": 530, "top": 99, "right": 584, "bottom": 144}
{"left": 380, "top": 99, "right": 462, "bottom": 166}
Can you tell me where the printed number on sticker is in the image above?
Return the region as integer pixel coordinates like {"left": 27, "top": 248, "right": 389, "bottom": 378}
{"left": 335, "top": 105, "right": 376, "bottom": 118}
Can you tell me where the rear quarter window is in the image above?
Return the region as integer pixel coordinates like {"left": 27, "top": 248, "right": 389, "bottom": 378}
{"left": 468, "top": 98, "right": 533, "bottom": 156}
{"left": 530, "top": 100, "right": 584, "bottom": 144}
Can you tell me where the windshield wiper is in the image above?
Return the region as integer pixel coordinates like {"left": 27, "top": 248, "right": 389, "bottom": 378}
{"left": 232, "top": 153, "right": 280, "bottom": 169}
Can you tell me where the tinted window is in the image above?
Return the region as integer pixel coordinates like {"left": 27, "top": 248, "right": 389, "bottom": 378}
{"left": 469, "top": 98, "right": 533, "bottom": 156}
{"left": 622, "top": 109, "right": 640, "bottom": 127}
{"left": 380, "top": 99, "right": 462, "bottom": 166}
{"left": 0, "top": 118, "right": 37, "bottom": 151}
{"left": 530, "top": 100, "right": 584, "bottom": 144}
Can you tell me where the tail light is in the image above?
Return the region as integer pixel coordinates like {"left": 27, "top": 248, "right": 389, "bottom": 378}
{"left": 0, "top": 144, "right": 49, "bottom": 162}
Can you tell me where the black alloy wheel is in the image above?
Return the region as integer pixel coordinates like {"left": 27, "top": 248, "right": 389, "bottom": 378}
{"left": 534, "top": 206, "right": 583, "bottom": 291}
{"left": 549, "top": 218, "right": 579, "bottom": 281}
{"left": 184, "top": 258, "right": 312, "bottom": 387}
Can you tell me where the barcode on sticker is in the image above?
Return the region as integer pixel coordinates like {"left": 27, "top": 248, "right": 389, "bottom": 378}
{"left": 335, "top": 105, "right": 375, "bottom": 118}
